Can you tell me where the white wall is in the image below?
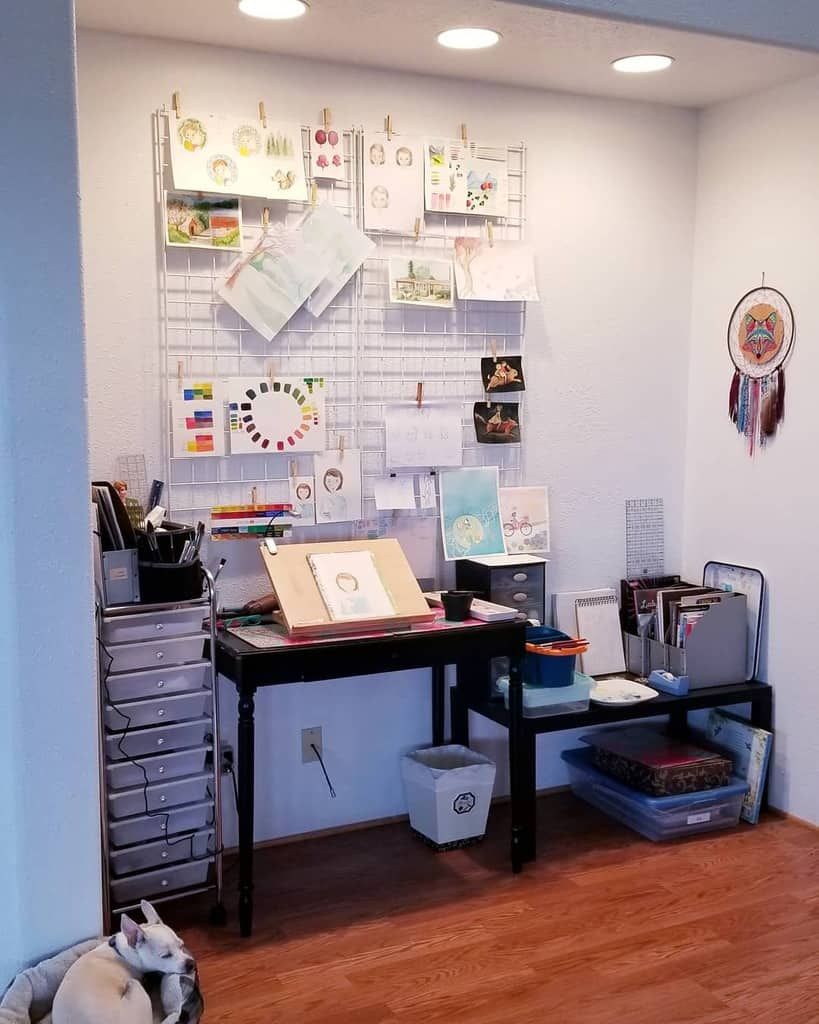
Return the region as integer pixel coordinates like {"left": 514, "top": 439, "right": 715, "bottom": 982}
{"left": 0, "top": 1, "right": 100, "bottom": 989}
{"left": 76, "top": 29, "right": 697, "bottom": 844}
{"left": 683, "top": 73, "right": 819, "bottom": 826}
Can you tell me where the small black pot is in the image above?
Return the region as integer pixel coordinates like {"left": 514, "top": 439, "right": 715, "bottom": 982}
{"left": 440, "top": 590, "right": 474, "bottom": 622}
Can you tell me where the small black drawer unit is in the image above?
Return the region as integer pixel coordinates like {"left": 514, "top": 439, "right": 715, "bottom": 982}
{"left": 456, "top": 556, "right": 547, "bottom": 624}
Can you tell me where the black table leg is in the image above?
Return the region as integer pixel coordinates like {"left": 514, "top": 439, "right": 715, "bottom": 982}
{"left": 432, "top": 665, "right": 446, "bottom": 746}
{"left": 237, "top": 683, "right": 257, "bottom": 938}
{"left": 450, "top": 681, "right": 469, "bottom": 747}
{"left": 508, "top": 660, "right": 533, "bottom": 872}
{"left": 669, "top": 708, "right": 688, "bottom": 738}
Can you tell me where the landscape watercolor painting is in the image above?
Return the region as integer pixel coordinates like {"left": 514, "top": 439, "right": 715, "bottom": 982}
{"left": 165, "top": 192, "right": 242, "bottom": 251}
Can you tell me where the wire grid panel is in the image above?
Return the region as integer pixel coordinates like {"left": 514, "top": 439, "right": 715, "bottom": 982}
{"left": 357, "top": 141, "right": 527, "bottom": 518}
{"left": 156, "top": 112, "right": 359, "bottom": 541}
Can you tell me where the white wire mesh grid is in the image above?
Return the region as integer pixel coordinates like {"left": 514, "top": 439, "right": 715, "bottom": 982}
{"left": 155, "top": 111, "right": 527, "bottom": 559}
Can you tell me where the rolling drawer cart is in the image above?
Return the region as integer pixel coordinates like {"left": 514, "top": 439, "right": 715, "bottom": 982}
{"left": 96, "top": 574, "right": 225, "bottom": 928}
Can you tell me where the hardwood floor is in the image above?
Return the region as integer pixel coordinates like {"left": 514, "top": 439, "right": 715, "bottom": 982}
{"left": 170, "top": 794, "right": 819, "bottom": 1024}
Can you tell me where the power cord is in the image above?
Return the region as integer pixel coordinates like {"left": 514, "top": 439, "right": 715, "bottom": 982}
{"left": 311, "top": 743, "right": 337, "bottom": 799}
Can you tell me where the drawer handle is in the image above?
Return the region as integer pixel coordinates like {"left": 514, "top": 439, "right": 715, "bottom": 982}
{"left": 156, "top": 738, "right": 165, "bottom": 747}
{"left": 513, "top": 572, "right": 528, "bottom": 582}
{"left": 155, "top": 623, "right": 165, "bottom": 632}
{"left": 158, "top": 765, "right": 166, "bottom": 775}
{"left": 160, "top": 795, "right": 167, "bottom": 803}
{"left": 157, "top": 709, "right": 166, "bottom": 718}
{"left": 156, "top": 652, "right": 165, "bottom": 661}
{"left": 513, "top": 592, "right": 527, "bottom": 603}
{"left": 161, "top": 851, "right": 169, "bottom": 860}
{"left": 156, "top": 680, "right": 165, "bottom": 689}
{"left": 161, "top": 879, "right": 169, "bottom": 888}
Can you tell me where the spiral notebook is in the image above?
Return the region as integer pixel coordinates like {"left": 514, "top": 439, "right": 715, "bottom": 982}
{"left": 575, "top": 594, "right": 626, "bottom": 676}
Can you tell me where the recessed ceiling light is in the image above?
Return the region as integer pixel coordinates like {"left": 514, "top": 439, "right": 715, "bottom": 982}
{"left": 437, "top": 27, "right": 501, "bottom": 50}
{"left": 612, "top": 54, "right": 674, "bottom": 73}
{"left": 238, "top": 0, "right": 308, "bottom": 20}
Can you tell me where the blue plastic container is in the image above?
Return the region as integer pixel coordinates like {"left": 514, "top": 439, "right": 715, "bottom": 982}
{"left": 562, "top": 749, "right": 748, "bottom": 841}
{"left": 523, "top": 626, "right": 576, "bottom": 688}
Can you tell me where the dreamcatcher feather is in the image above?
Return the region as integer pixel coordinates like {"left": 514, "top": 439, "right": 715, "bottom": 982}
{"left": 726, "top": 285, "right": 794, "bottom": 456}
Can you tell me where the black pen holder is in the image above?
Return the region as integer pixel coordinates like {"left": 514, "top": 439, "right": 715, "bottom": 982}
{"left": 138, "top": 558, "right": 203, "bottom": 604}
{"left": 136, "top": 521, "right": 196, "bottom": 564}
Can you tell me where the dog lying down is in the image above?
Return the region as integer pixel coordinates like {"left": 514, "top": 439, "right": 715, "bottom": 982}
{"left": 52, "top": 901, "right": 203, "bottom": 1024}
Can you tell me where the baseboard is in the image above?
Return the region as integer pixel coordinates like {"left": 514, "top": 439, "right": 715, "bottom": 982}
{"left": 227, "top": 784, "right": 572, "bottom": 856}
{"left": 766, "top": 808, "right": 819, "bottom": 833}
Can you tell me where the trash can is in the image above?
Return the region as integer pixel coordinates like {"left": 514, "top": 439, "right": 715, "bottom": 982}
{"left": 401, "top": 744, "right": 496, "bottom": 850}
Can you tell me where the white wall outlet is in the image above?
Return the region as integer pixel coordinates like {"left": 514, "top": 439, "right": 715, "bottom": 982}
{"left": 301, "top": 726, "right": 322, "bottom": 764}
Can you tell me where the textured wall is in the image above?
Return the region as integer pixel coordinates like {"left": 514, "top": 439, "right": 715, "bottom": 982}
{"left": 0, "top": 1, "right": 100, "bottom": 988}
{"left": 77, "top": 30, "right": 697, "bottom": 844}
{"left": 683, "top": 73, "right": 819, "bottom": 825}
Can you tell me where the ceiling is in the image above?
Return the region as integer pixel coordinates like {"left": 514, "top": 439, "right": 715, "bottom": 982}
{"left": 74, "top": 0, "right": 819, "bottom": 108}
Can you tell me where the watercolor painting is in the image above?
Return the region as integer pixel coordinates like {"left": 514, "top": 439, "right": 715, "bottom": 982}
{"left": 165, "top": 192, "right": 242, "bottom": 251}
{"left": 227, "top": 376, "right": 326, "bottom": 454}
{"left": 288, "top": 474, "right": 316, "bottom": 526}
{"left": 308, "top": 550, "right": 395, "bottom": 621}
{"left": 439, "top": 467, "right": 507, "bottom": 561}
{"left": 313, "top": 449, "right": 363, "bottom": 524}
{"left": 473, "top": 402, "right": 522, "bottom": 444}
{"left": 388, "top": 256, "right": 454, "bottom": 308}
{"left": 481, "top": 355, "right": 526, "bottom": 394}
{"left": 311, "top": 125, "right": 344, "bottom": 181}
{"left": 499, "top": 486, "right": 550, "bottom": 554}
{"left": 171, "top": 378, "right": 226, "bottom": 458}
{"left": 169, "top": 110, "right": 307, "bottom": 201}
{"left": 305, "top": 205, "right": 374, "bottom": 317}
{"left": 454, "top": 239, "right": 538, "bottom": 301}
{"left": 362, "top": 132, "right": 424, "bottom": 233}
{"left": 424, "top": 140, "right": 509, "bottom": 217}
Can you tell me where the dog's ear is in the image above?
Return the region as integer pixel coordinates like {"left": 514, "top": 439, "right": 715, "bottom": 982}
{"left": 140, "top": 899, "right": 162, "bottom": 926}
{"left": 121, "top": 913, "right": 144, "bottom": 948}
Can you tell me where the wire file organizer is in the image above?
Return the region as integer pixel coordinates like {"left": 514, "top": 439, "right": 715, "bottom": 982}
{"left": 155, "top": 108, "right": 528, "bottom": 573}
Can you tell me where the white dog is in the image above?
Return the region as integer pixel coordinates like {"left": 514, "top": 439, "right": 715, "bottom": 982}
{"left": 52, "top": 901, "right": 198, "bottom": 1024}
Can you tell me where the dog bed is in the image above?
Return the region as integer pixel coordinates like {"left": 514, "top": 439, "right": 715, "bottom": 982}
{"left": 0, "top": 941, "right": 203, "bottom": 1024}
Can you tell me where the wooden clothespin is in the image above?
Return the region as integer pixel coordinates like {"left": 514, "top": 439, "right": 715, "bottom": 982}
{"left": 289, "top": 460, "right": 297, "bottom": 480}
{"left": 311, "top": 181, "right": 318, "bottom": 208}
{"left": 251, "top": 486, "right": 258, "bottom": 506}
{"left": 322, "top": 107, "right": 332, "bottom": 130}
{"left": 258, "top": 101, "right": 267, "bottom": 129}
{"left": 177, "top": 360, "right": 183, "bottom": 392}
{"left": 414, "top": 217, "right": 422, "bottom": 241}
{"left": 487, "top": 221, "right": 494, "bottom": 248}
{"left": 416, "top": 382, "right": 424, "bottom": 408}
{"left": 172, "top": 91, "right": 182, "bottom": 120}
{"left": 266, "top": 360, "right": 275, "bottom": 388}
{"left": 338, "top": 435, "right": 345, "bottom": 458}
{"left": 490, "top": 339, "right": 498, "bottom": 362}
{"left": 460, "top": 123, "right": 468, "bottom": 145}
{"left": 385, "top": 114, "right": 393, "bottom": 141}
{"left": 262, "top": 206, "right": 270, "bottom": 232}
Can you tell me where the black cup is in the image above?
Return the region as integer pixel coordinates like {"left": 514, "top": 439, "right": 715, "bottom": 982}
{"left": 440, "top": 590, "right": 474, "bottom": 622}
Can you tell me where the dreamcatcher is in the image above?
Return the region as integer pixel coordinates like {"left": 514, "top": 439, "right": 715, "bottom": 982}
{"left": 727, "top": 283, "right": 794, "bottom": 456}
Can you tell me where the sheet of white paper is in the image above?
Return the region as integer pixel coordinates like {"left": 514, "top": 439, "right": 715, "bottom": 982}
{"left": 170, "top": 112, "right": 307, "bottom": 201}
{"left": 362, "top": 133, "right": 425, "bottom": 233}
{"left": 385, "top": 404, "right": 462, "bottom": 468}
{"left": 424, "top": 139, "right": 509, "bottom": 217}
{"left": 313, "top": 449, "right": 363, "bottom": 524}
{"left": 309, "top": 124, "right": 345, "bottom": 181}
{"left": 171, "top": 379, "right": 226, "bottom": 458}
{"left": 392, "top": 517, "right": 438, "bottom": 580}
{"left": 373, "top": 476, "right": 417, "bottom": 511}
{"left": 499, "top": 486, "right": 550, "bottom": 553}
{"left": 417, "top": 474, "right": 438, "bottom": 509}
{"left": 308, "top": 550, "right": 395, "bottom": 622}
{"left": 453, "top": 239, "right": 539, "bottom": 301}
{"left": 227, "top": 376, "right": 326, "bottom": 454}
{"left": 305, "top": 207, "right": 374, "bottom": 317}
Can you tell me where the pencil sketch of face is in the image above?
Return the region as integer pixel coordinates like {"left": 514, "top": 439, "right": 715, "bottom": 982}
{"left": 369, "top": 143, "right": 385, "bottom": 165}
{"left": 395, "top": 146, "right": 413, "bottom": 167}
{"left": 335, "top": 572, "right": 359, "bottom": 594}
{"left": 370, "top": 185, "right": 389, "bottom": 209}
{"left": 323, "top": 468, "right": 343, "bottom": 492}
{"left": 296, "top": 483, "right": 312, "bottom": 501}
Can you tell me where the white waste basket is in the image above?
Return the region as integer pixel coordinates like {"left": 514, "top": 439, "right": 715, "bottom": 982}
{"left": 401, "top": 744, "right": 496, "bottom": 849}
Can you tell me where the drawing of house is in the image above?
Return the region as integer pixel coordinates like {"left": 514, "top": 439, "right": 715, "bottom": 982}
{"left": 394, "top": 269, "right": 452, "bottom": 303}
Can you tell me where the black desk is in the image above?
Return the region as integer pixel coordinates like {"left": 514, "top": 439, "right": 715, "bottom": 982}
{"left": 451, "top": 670, "right": 774, "bottom": 871}
{"left": 215, "top": 617, "right": 527, "bottom": 936}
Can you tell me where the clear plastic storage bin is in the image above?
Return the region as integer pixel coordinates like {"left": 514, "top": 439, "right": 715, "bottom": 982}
{"left": 562, "top": 749, "right": 748, "bottom": 841}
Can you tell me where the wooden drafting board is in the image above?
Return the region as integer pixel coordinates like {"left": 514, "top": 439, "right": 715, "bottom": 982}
{"left": 260, "top": 538, "right": 436, "bottom": 637}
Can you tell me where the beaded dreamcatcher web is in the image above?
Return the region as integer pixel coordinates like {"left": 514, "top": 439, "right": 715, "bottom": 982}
{"left": 727, "top": 284, "right": 794, "bottom": 456}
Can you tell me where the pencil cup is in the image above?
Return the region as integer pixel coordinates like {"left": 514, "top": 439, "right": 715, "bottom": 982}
{"left": 138, "top": 558, "right": 203, "bottom": 604}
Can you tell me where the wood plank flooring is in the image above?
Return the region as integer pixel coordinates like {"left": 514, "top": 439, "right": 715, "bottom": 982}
{"left": 170, "top": 794, "right": 819, "bottom": 1024}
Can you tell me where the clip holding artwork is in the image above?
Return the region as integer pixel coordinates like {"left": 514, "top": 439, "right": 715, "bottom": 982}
{"left": 726, "top": 284, "right": 794, "bottom": 456}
